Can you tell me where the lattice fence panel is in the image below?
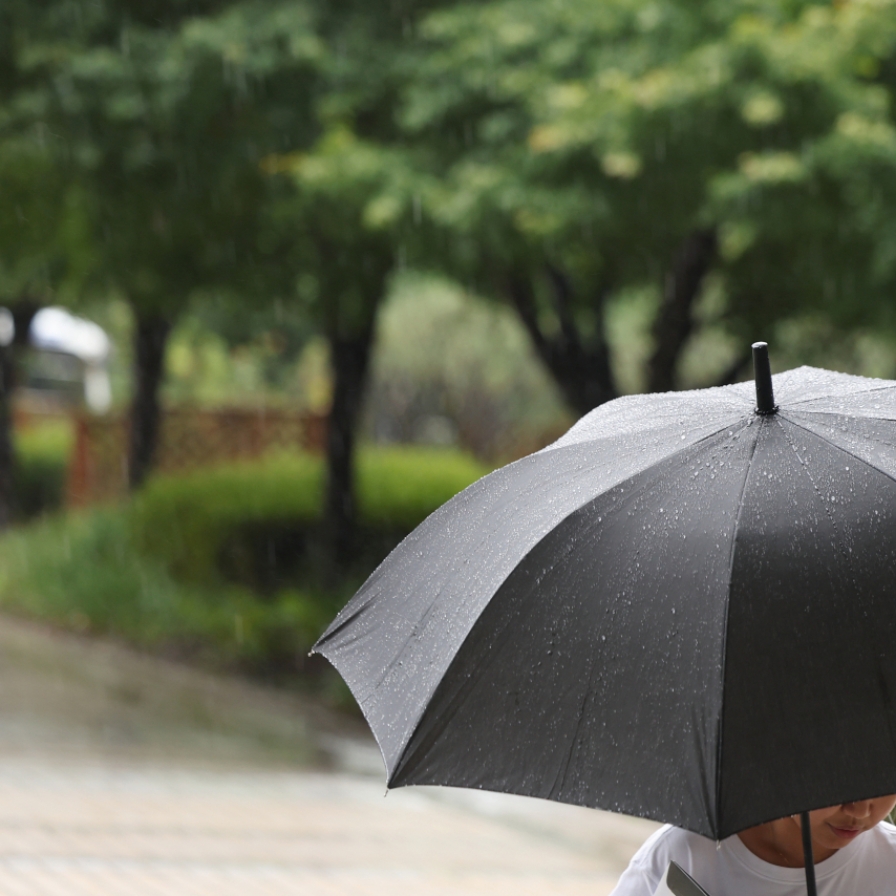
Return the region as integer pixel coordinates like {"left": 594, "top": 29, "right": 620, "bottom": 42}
{"left": 67, "top": 408, "right": 326, "bottom": 507}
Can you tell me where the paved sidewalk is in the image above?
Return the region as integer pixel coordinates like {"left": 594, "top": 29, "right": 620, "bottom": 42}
{"left": 0, "top": 617, "right": 658, "bottom": 895}
{"left": 0, "top": 757, "right": 658, "bottom": 895}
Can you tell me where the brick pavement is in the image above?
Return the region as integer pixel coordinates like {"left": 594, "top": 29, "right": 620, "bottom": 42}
{"left": 0, "top": 616, "right": 659, "bottom": 895}
{"left": 0, "top": 757, "right": 658, "bottom": 895}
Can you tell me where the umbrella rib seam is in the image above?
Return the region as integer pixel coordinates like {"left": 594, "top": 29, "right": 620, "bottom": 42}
{"left": 777, "top": 418, "right": 893, "bottom": 586}
{"left": 783, "top": 415, "right": 896, "bottom": 490}
{"left": 778, "top": 420, "right": 845, "bottom": 549}
{"left": 785, "top": 413, "right": 896, "bottom": 450}
{"left": 537, "top": 411, "right": 747, "bottom": 456}
{"left": 715, "top": 420, "right": 761, "bottom": 839}
{"left": 785, "top": 381, "right": 896, "bottom": 408}
{"left": 786, "top": 409, "right": 896, "bottom": 424}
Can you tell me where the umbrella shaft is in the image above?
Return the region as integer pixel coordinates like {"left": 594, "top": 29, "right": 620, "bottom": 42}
{"left": 800, "top": 812, "right": 818, "bottom": 896}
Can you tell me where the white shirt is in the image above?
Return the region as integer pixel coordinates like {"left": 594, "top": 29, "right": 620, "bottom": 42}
{"left": 611, "top": 822, "right": 896, "bottom": 896}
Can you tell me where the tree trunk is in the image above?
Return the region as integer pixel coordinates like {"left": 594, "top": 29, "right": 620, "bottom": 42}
{"left": 0, "top": 302, "right": 41, "bottom": 528}
{"left": 507, "top": 270, "right": 616, "bottom": 416}
{"left": 128, "top": 310, "right": 172, "bottom": 490}
{"left": 323, "top": 312, "right": 378, "bottom": 568}
{"left": 0, "top": 342, "right": 15, "bottom": 530}
{"left": 646, "top": 228, "right": 717, "bottom": 393}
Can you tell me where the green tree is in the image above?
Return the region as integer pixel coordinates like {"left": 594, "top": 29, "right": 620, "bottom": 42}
{"left": 401, "top": 0, "right": 896, "bottom": 409}
{"left": 0, "top": 141, "right": 69, "bottom": 526}
{"left": 0, "top": 2, "right": 90, "bottom": 526}
{"left": 7, "top": 0, "right": 433, "bottom": 564}
{"left": 264, "top": 130, "right": 422, "bottom": 563}
{"left": 706, "top": 2, "right": 896, "bottom": 345}
{"left": 16, "top": 0, "right": 320, "bottom": 487}
{"left": 258, "top": 0, "right": 452, "bottom": 565}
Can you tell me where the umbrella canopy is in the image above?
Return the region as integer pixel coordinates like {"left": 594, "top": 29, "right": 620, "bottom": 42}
{"left": 314, "top": 348, "right": 896, "bottom": 846}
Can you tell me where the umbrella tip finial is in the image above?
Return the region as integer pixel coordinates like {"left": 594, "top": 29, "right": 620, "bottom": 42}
{"left": 752, "top": 342, "right": 777, "bottom": 415}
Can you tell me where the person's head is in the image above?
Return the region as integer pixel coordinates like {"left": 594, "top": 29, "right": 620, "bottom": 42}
{"left": 739, "top": 794, "right": 896, "bottom": 866}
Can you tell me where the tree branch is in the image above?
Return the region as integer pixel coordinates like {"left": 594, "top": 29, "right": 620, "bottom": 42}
{"left": 545, "top": 263, "right": 583, "bottom": 357}
{"left": 506, "top": 269, "right": 617, "bottom": 416}
{"left": 507, "top": 272, "right": 552, "bottom": 363}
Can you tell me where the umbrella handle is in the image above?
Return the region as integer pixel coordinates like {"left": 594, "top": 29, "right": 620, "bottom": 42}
{"left": 800, "top": 811, "right": 818, "bottom": 896}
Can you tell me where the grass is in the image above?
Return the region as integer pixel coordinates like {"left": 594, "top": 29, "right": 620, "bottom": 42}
{"left": 0, "top": 508, "right": 249, "bottom": 658}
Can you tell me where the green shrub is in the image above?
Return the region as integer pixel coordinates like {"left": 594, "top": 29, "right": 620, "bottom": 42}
{"left": 357, "top": 446, "right": 492, "bottom": 529}
{"left": 13, "top": 421, "right": 73, "bottom": 519}
{"left": 0, "top": 446, "right": 489, "bottom": 697}
{"left": 131, "top": 446, "right": 490, "bottom": 588}
{"left": 0, "top": 506, "right": 345, "bottom": 674}
{"left": 130, "top": 453, "right": 322, "bottom": 587}
{"left": 0, "top": 508, "right": 233, "bottom": 650}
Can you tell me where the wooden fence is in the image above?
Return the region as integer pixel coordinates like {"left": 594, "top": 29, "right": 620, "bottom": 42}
{"left": 66, "top": 407, "right": 326, "bottom": 507}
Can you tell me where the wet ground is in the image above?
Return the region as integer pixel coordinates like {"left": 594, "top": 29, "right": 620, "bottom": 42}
{"left": 0, "top": 615, "right": 658, "bottom": 894}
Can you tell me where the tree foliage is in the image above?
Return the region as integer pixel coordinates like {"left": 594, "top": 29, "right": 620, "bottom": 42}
{"left": 400, "top": 0, "right": 896, "bottom": 403}
{"left": 4, "top": 0, "right": 322, "bottom": 486}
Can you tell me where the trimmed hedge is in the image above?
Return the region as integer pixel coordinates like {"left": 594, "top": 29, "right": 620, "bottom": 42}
{"left": 14, "top": 422, "right": 72, "bottom": 519}
{"left": 130, "top": 447, "right": 491, "bottom": 588}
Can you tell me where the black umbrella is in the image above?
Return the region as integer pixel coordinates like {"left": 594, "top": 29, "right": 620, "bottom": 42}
{"left": 314, "top": 344, "right": 896, "bottom": 896}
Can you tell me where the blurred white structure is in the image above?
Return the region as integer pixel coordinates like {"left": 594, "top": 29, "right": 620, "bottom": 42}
{"left": 0, "top": 309, "right": 14, "bottom": 348}
{"left": 2, "top": 306, "right": 113, "bottom": 414}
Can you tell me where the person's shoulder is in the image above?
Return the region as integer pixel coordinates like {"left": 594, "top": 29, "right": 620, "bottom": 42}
{"left": 634, "top": 824, "right": 717, "bottom": 860}
{"left": 868, "top": 820, "right": 896, "bottom": 849}
{"left": 611, "top": 825, "right": 715, "bottom": 896}
{"left": 851, "top": 821, "right": 896, "bottom": 881}
{"left": 611, "top": 825, "right": 677, "bottom": 896}
{"left": 629, "top": 824, "right": 697, "bottom": 867}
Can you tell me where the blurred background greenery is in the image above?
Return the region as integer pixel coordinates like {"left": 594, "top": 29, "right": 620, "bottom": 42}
{"left": 4, "top": 0, "right": 896, "bottom": 707}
